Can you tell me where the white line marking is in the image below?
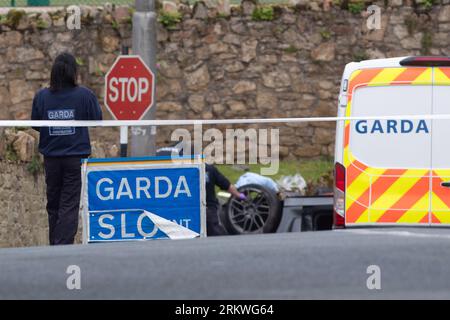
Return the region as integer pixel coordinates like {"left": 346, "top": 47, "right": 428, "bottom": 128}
{"left": 340, "top": 229, "right": 450, "bottom": 240}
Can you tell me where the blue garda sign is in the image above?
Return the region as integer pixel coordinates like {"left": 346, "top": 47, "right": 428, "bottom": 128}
{"left": 81, "top": 157, "right": 206, "bottom": 243}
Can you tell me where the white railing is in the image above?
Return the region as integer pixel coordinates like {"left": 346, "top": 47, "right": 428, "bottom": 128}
{"left": 0, "top": 114, "right": 450, "bottom": 127}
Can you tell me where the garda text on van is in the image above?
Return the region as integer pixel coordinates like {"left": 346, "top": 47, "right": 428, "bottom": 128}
{"left": 355, "top": 120, "right": 429, "bottom": 134}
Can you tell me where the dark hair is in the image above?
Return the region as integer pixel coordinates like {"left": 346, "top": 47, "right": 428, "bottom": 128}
{"left": 50, "top": 52, "right": 78, "bottom": 92}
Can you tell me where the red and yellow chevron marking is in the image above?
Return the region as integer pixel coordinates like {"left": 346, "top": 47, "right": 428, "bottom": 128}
{"left": 347, "top": 67, "right": 432, "bottom": 103}
{"left": 432, "top": 70, "right": 450, "bottom": 223}
{"left": 369, "top": 172, "right": 429, "bottom": 224}
{"left": 345, "top": 167, "right": 430, "bottom": 224}
{"left": 343, "top": 66, "right": 435, "bottom": 225}
{"left": 431, "top": 171, "right": 450, "bottom": 224}
{"left": 434, "top": 67, "right": 450, "bottom": 85}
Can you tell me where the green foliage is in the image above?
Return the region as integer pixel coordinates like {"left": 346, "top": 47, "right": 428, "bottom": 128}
{"left": 422, "top": 0, "right": 435, "bottom": 10}
{"left": 284, "top": 45, "right": 298, "bottom": 54}
{"left": 4, "top": 9, "right": 26, "bottom": 28}
{"left": 347, "top": 1, "right": 365, "bottom": 14}
{"left": 353, "top": 50, "right": 369, "bottom": 62}
{"left": 216, "top": 12, "right": 229, "bottom": 19}
{"left": 158, "top": 10, "right": 182, "bottom": 29}
{"left": 111, "top": 19, "right": 119, "bottom": 29}
{"left": 320, "top": 29, "right": 332, "bottom": 40}
{"left": 252, "top": 6, "right": 274, "bottom": 21}
{"left": 95, "top": 65, "right": 104, "bottom": 76}
{"left": 0, "top": 14, "right": 8, "bottom": 25}
{"left": 36, "top": 18, "right": 48, "bottom": 29}
{"left": 5, "top": 143, "right": 18, "bottom": 163}
{"left": 27, "top": 155, "right": 43, "bottom": 175}
{"left": 75, "top": 57, "right": 85, "bottom": 66}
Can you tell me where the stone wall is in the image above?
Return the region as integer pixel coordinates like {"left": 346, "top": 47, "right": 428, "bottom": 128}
{"left": 0, "top": 160, "right": 85, "bottom": 248}
{"left": 0, "top": 161, "right": 48, "bottom": 247}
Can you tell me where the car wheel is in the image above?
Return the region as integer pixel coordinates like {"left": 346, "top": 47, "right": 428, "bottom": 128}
{"left": 222, "top": 184, "right": 282, "bottom": 235}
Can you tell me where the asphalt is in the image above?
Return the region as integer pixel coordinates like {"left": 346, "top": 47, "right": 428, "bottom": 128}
{"left": 1, "top": 228, "right": 450, "bottom": 299}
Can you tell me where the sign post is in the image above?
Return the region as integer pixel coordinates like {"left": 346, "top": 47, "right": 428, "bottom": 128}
{"left": 120, "top": 45, "right": 130, "bottom": 157}
{"left": 120, "top": 126, "right": 128, "bottom": 157}
{"left": 132, "top": 0, "right": 158, "bottom": 157}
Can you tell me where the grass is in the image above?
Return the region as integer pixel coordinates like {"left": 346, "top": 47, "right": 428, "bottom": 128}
{"left": 216, "top": 159, "right": 333, "bottom": 185}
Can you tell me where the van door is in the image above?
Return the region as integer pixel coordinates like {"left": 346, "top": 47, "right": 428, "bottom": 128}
{"left": 344, "top": 67, "right": 432, "bottom": 226}
{"left": 431, "top": 67, "right": 450, "bottom": 225}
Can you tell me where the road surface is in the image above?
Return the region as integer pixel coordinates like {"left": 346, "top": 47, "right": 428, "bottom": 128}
{"left": 1, "top": 228, "right": 450, "bottom": 299}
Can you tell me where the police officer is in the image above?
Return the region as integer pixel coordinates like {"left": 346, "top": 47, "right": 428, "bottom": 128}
{"left": 31, "top": 52, "right": 103, "bottom": 245}
{"left": 205, "top": 164, "right": 246, "bottom": 236}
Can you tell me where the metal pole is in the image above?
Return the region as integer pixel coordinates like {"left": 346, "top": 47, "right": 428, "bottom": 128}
{"left": 120, "top": 126, "right": 128, "bottom": 157}
{"left": 120, "top": 45, "right": 129, "bottom": 158}
{"left": 131, "top": 0, "right": 157, "bottom": 157}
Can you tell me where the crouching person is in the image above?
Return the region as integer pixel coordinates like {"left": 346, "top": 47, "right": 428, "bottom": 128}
{"left": 31, "top": 52, "right": 103, "bottom": 245}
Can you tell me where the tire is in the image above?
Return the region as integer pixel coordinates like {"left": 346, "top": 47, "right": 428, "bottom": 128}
{"left": 222, "top": 184, "right": 282, "bottom": 235}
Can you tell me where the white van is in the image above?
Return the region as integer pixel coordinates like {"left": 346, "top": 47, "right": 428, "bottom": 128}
{"left": 334, "top": 56, "right": 450, "bottom": 228}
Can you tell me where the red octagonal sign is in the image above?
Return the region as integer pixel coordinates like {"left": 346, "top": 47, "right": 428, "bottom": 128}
{"left": 105, "top": 55, "right": 155, "bottom": 120}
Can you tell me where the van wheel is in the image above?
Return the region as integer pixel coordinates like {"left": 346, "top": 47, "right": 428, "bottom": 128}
{"left": 222, "top": 184, "right": 282, "bottom": 235}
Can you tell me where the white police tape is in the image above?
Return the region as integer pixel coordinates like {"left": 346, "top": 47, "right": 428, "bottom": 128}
{"left": 2, "top": 114, "right": 450, "bottom": 127}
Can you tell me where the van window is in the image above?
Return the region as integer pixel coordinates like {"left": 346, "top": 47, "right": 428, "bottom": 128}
{"left": 350, "top": 85, "right": 432, "bottom": 169}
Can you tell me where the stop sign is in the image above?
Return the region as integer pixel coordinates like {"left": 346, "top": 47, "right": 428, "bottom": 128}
{"left": 105, "top": 55, "right": 155, "bottom": 120}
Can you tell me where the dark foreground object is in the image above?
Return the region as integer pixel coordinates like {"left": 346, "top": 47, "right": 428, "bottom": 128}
{"left": 44, "top": 156, "right": 83, "bottom": 245}
{"left": 1, "top": 228, "right": 450, "bottom": 299}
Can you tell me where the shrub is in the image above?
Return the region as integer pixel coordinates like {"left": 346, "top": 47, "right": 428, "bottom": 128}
{"left": 423, "top": 0, "right": 435, "bottom": 11}
{"left": 158, "top": 10, "right": 182, "bottom": 29}
{"left": 252, "top": 6, "right": 274, "bottom": 21}
{"left": 320, "top": 29, "right": 332, "bottom": 40}
{"left": 36, "top": 18, "right": 48, "bottom": 30}
{"left": 348, "top": 1, "right": 365, "bottom": 14}
{"left": 27, "top": 156, "right": 43, "bottom": 175}
{"left": 5, "top": 9, "right": 26, "bottom": 29}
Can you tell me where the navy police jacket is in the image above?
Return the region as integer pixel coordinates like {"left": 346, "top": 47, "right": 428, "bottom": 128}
{"left": 31, "top": 86, "right": 103, "bottom": 157}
